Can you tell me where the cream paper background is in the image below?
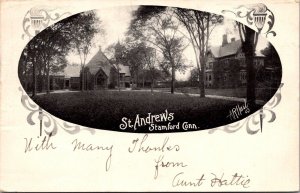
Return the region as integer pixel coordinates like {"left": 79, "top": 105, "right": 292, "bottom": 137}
{"left": 0, "top": 0, "right": 299, "bottom": 191}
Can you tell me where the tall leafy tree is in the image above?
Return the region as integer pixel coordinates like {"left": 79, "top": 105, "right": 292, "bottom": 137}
{"left": 259, "top": 42, "right": 282, "bottom": 87}
{"left": 141, "top": 46, "right": 158, "bottom": 93}
{"left": 18, "top": 11, "right": 104, "bottom": 94}
{"left": 19, "top": 31, "right": 68, "bottom": 95}
{"left": 174, "top": 8, "right": 223, "bottom": 97}
{"left": 68, "top": 11, "right": 103, "bottom": 91}
{"left": 39, "top": 24, "right": 71, "bottom": 93}
{"left": 114, "top": 41, "right": 127, "bottom": 91}
{"left": 128, "top": 6, "right": 188, "bottom": 94}
{"left": 106, "top": 39, "right": 151, "bottom": 89}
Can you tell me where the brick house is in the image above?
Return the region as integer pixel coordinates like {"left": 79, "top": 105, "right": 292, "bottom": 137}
{"left": 49, "top": 73, "right": 65, "bottom": 90}
{"left": 49, "top": 64, "right": 81, "bottom": 90}
{"left": 64, "top": 64, "right": 81, "bottom": 90}
{"left": 205, "top": 34, "right": 265, "bottom": 88}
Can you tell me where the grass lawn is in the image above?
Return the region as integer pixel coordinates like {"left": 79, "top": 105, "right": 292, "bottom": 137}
{"left": 33, "top": 90, "right": 263, "bottom": 132}
{"left": 144, "top": 87, "right": 278, "bottom": 101}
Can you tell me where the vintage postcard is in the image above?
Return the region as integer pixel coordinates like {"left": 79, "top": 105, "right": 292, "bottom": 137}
{"left": 0, "top": 0, "right": 299, "bottom": 191}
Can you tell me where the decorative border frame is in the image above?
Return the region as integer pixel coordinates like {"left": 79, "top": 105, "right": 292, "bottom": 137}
{"left": 208, "top": 83, "right": 283, "bottom": 134}
{"left": 22, "top": 6, "right": 71, "bottom": 40}
{"left": 19, "top": 87, "right": 96, "bottom": 136}
{"left": 222, "top": 3, "right": 276, "bottom": 37}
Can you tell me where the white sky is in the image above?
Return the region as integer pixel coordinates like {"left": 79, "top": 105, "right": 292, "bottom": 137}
{"left": 95, "top": 6, "right": 138, "bottom": 50}
{"left": 67, "top": 7, "right": 269, "bottom": 81}
{"left": 67, "top": 6, "right": 137, "bottom": 65}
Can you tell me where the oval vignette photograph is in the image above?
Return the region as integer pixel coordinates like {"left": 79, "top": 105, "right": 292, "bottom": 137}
{"left": 18, "top": 6, "right": 282, "bottom": 133}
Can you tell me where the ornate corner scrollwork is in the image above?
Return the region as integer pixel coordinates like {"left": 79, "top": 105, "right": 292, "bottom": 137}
{"left": 19, "top": 87, "right": 96, "bottom": 136}
{"left": 222, "top": 3, "right": 276, "bottom": 37}
{"left": 208, "top": 83, "right": 284, "bottom": 135}
{"left": 22, "top": 6, "right": 71, "bottom": 40}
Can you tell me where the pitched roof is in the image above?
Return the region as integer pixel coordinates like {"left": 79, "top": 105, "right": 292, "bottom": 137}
{"left": 50, "top": 71, "right": 64, "bottom": 76}
{"left": 64, "top": 64, "right": 81, "bottom": 78}
{"left": 118, "top": 64, "right": 131, "bottom": 76}
{"left": 210, "top": 39, "right": 242, "bottom": 58}
{"left": 209, "top": 39, "right": 265, "bottom": 58}
{"left": 50, "top": 64, "right": 81, "bottom": 77}
{"left": 254, "top": 51, "right": 265, "bottom": 57}
{"left": 86, "top": 49, "right": 114, "bottom": 76}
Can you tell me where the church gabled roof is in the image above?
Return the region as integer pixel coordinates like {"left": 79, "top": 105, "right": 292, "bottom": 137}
{"left": 86, "top": 49, "right": 115, "bottom": 76}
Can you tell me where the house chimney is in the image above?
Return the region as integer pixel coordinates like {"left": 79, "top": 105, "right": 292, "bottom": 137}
{"left": 98, "top": 45, "right": 102, "bottom": 51}
{"left": 231, "top": 37, "right": 235, "bottom": 42}
{"left": 222, "top": 34, "right": 228, "bottom": 46}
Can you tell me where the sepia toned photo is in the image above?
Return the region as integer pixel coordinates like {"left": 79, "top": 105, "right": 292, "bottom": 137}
{"left": 18, "top": 6, "right": 282, "bottom": 132}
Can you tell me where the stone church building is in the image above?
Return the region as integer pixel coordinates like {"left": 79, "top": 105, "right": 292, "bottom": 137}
{"left": 81, "top": 48, "right": 131, "bottom": 90}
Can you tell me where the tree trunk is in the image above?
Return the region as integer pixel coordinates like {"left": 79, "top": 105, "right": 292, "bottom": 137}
{"left": 32, "top": 62, "right": 36, "bottom": 97}
{"left": 199, "top": 57, "right": 205, "bottom": 97}
{"left": 142, "top": 73, "right": 145, "bottom": 88}
{"left": 245, "top": 54, "right": 255, "bottom": 107}
{"left": 32, "top": 30, "right": 39, "bottom": 97}
{"left": 243, "top": 26, "right": 256, "bottom": 108}
{"left": 81, "top": 67, "right": 85, "bottom": 91}
{"left": 118, "top": 67, "right": 121, "bottom": 92}
{"left": 170, "top": 51, "right": 176, "bottom": 94}
{"left": 136, "top": 69, "right": 139, "bottom": 88}
{"left": 23, "top": 67, "right": 28, "bottom": 91}
{"left": 151, "top": 72, "right": 154, "bottom": 93}
{"left": 46, "top": 63, "right": 50, "bottom": 94}
{"left": 37, "top": 68, "right": 42, "bottom": 92}
{"left": 171, "top": 63, "right": 175, "bottom": 94}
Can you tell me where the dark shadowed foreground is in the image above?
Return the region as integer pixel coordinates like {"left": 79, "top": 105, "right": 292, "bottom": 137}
{"left": 33, "top": 91, "right": 263, "bottom": 133}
